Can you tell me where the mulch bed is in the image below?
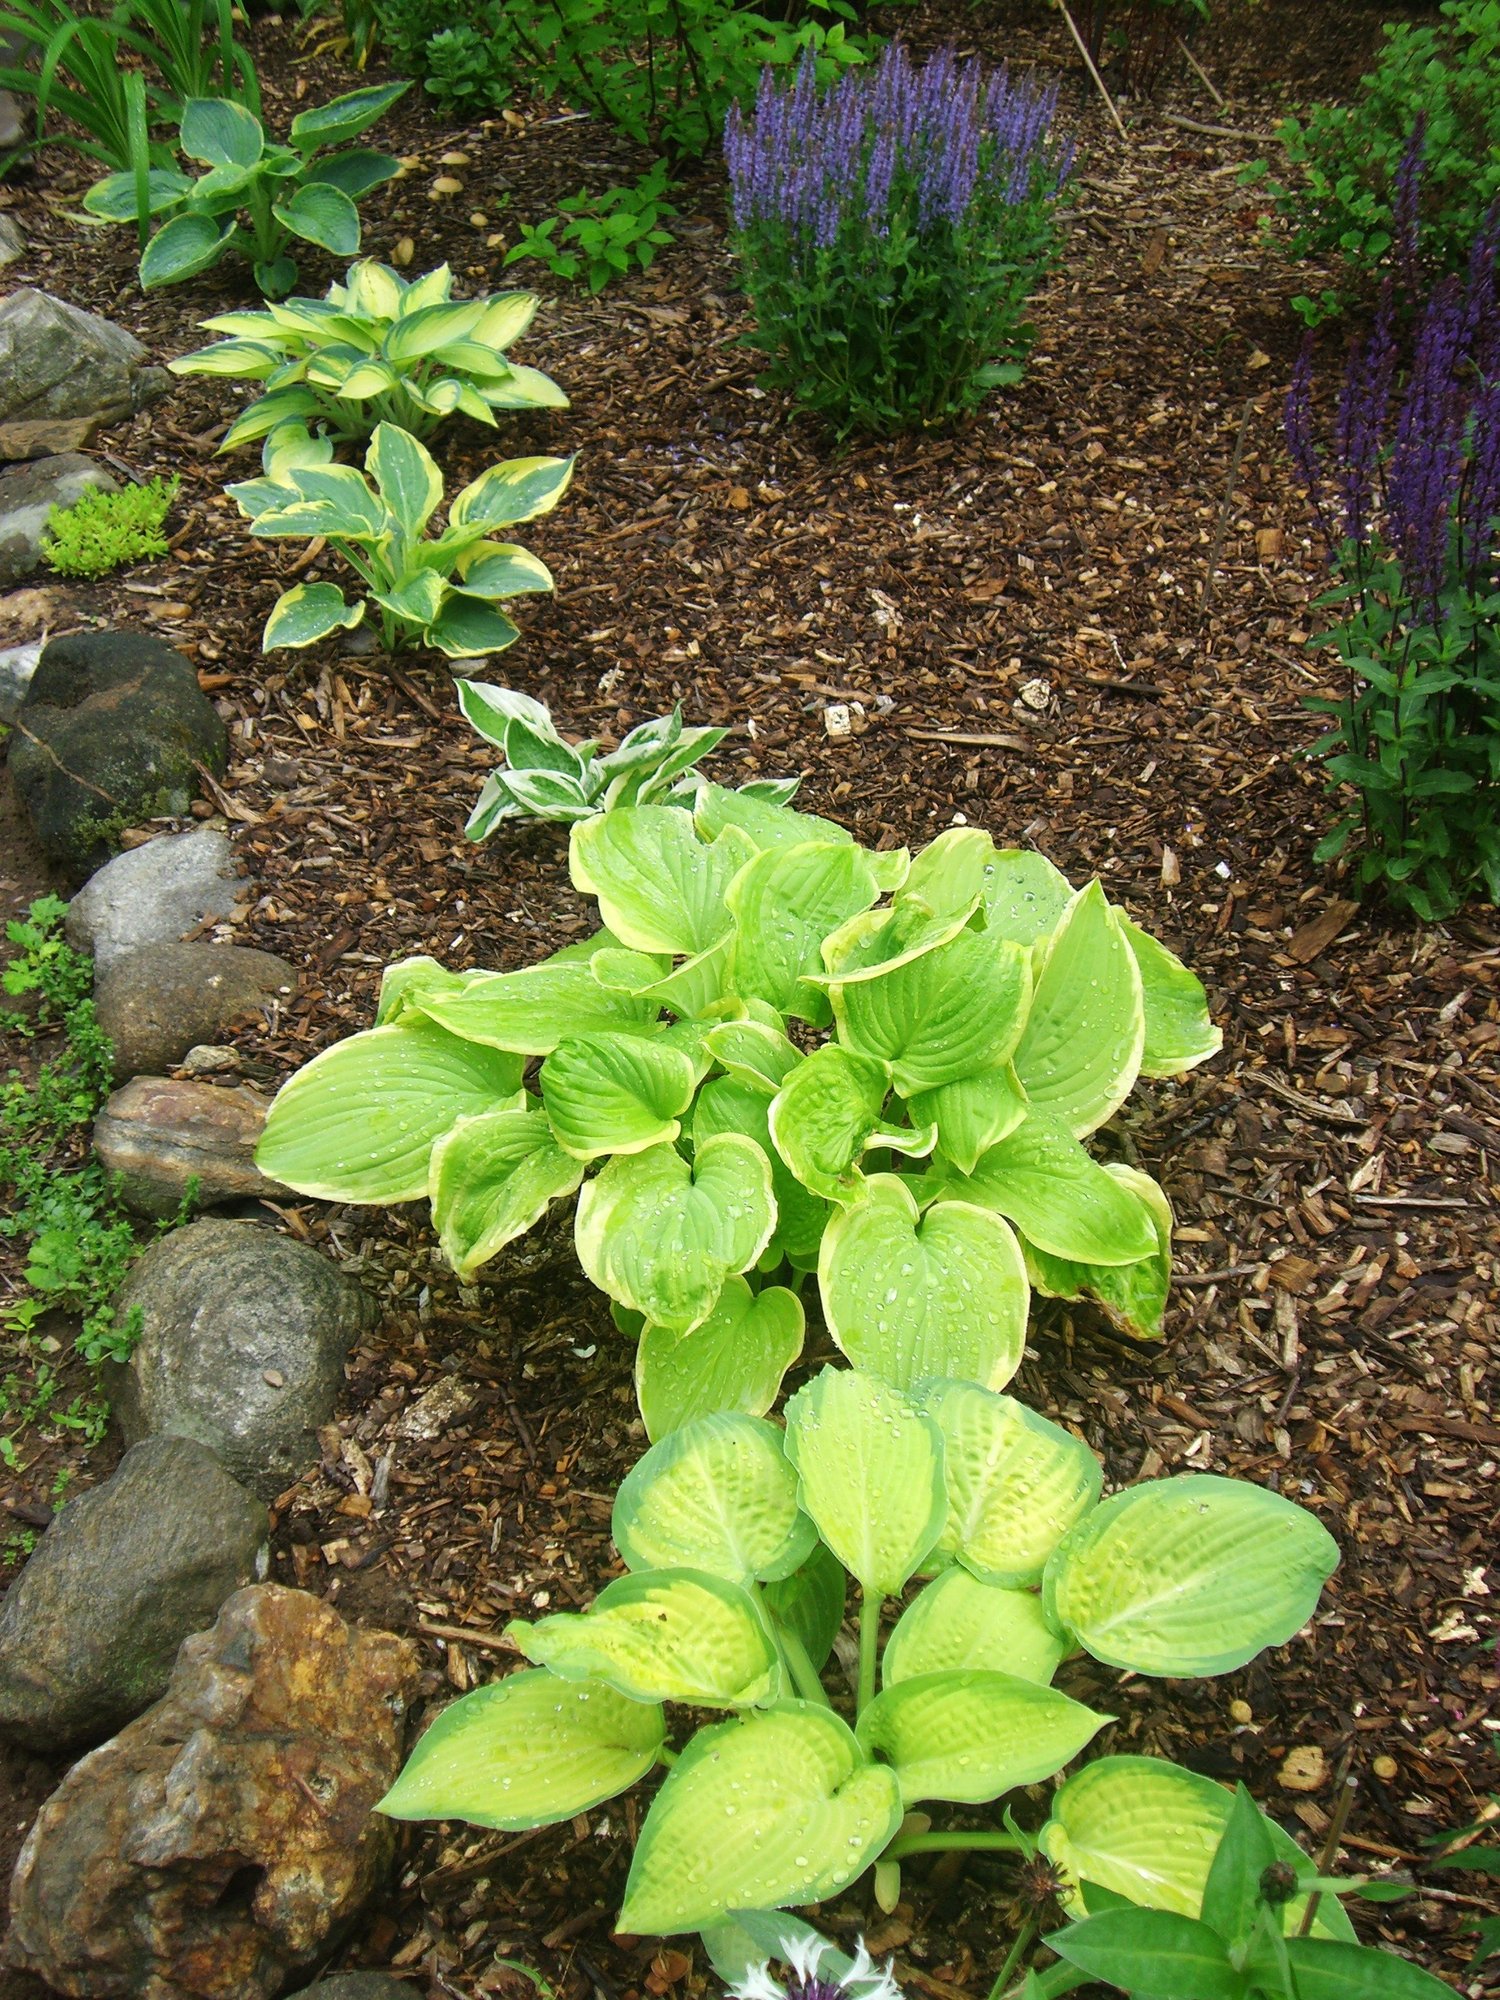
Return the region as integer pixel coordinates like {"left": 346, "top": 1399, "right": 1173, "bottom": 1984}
{"left": 1, "top": 0, "right": 1497, "bottom": 1994}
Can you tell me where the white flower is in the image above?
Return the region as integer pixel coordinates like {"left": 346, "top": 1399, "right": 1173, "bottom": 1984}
{"left": 729, "top": 1934, "right": 903, "bottom": 2000}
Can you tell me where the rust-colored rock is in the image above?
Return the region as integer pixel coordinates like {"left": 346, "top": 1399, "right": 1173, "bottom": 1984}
{"left": 4, "top": 1584, "right": 420, "bottom": 2000}
{"left": 92, "top": 1075, "right": 290, "bottom": 1217}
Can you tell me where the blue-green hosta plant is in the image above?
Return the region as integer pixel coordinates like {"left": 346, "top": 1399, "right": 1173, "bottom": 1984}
{"left": 170, "top": 258, "right": 569, "bottom": 450}
{"left": 458, "top": 681, "right": 800, "bottom": 834}
{"left": 255, "top": 802, "right": 1221, "bottom": 1413}
{"left": 227, "top": 421, "right": 573, "bottom": 659}
{"left": 82, "top": 84, "right": 408, "bottom": 298}
{"left": 378, "top": 1363, "right": 1343, "bottom": 1950}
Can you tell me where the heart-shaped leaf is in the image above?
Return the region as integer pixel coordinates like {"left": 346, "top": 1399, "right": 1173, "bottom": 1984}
{"left": 365, "top": 419, "right": 442, "bottom": 537}
{"left": 274, "top": 180, "right": 361, "bottom": 255}
{"left": 856, "top": 1667, "right": 1109, "bottom": 1807}
{"left": 906, "top": 1064, "right": 1029, "bottom": 1176}
{"left": 693, "top": 783, "right": 852, "bottom": 855}
{"left": 703, "top": 1021, "right": 802, "bottom": 1095}
{"left": 768, "top": 1045, "right": 890, "bottom": 1202}
{"left": 414, "top": 954, "right": 659, "bottom": 1055}
{"left": 694, "top": 1077, "right": 829, "bottom": 1268}
{"left": 981, "top": 848, "right": 1073, "bottom": 942}
{"left": 726, "top": 840, "right": 880, "bottom": 1020}
{"left": 783, "top": 1366, "right": 945, "bottom": 1597}
{"left": 570, "top": 807, "right": 751, "bottom": 957}
{"left": 1012, "top": 881, "right": 1144, "bottom": 1138}
{"left": 923, "top": 1379, "right": 1102, "bottom": 1586}
{"left": 882, "top": 1568, "right": 1065, "bottom": 1687}
{"left": 818, "top": 1176, "right": 1028, "bottom": 1393}
{"left": 262, "top": 580, "right": 364, "bottom": 651}
{"left": 509, "top": 1569, "right": 780, "bottom": 1709}
{"left": 635, "top": 1278, "right": 805, "bottom": 1442}
{"left": 378, "top": 1670, "right": 664, "bottom": 1831}
{"left": 575, "top": 1136, "right": 777, "bottom": 1336}
{"left": 830, "top": 925, "right": 1031, "bottom": 1094}
{"left": 180, "top": 95, "right": 264, "bottom": 167}
{"left": 620, "top": 1703, "right": 904, "bottom": 1935}
{"left": 613, "top": 1412, "right": 815, "bottom": 1587}
{"left": 141, "top": 212, "right": 235, "bottom": 289}
{"left": 1043, "top": 1474, "right": 1341, "bottom": 1677}
{"left": 256, "top": 1018, "right": 524, "bottom": 1202}
{"left": 1023, "top": 1164, "right": 1174, "bottom": 1341}
{"left": 541, "top": 1031, "right": 698, "bottom": 1160}
{"left": 959, "top": 1114, "right": 1159, "bottom": 1265}
{"left": 428, "top": 1106, "right": 584, "bottom": 1278}
{"left": 1121, "top": 917, "right": 1222, "bottom": 1078}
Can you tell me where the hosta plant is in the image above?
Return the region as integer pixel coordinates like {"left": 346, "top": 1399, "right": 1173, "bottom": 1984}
{"left": 170, "top": 258, "right": 569, "bottom": 450}
{"left": 227, "top": 421, "right": 572, "bottom": 659}
{"left": 256, "top": 798, "right": 1221, "bottom": 1417}
{"left": 378, "top": 1364, "right": 1343, "bottom": 1948}
{"left": 458, "top": 681, "right": 799, "bottom": 835}
{"left": 82, "top": 83, "right": 408, "bottom": 298}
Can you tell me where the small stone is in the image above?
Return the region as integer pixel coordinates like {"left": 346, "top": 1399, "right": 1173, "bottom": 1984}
{"left": 1256, "top": 527, "right": 1285, "bottom": 561}
{"left": 0, "top": 451, "right": 117, "bottom": 589}
{"left": 0, "top": 287, "right": 169, "bottom": 427}
{"left": 0, "top": 213, "right": 24, "bottom": 267}
{"left": 396, "top": 1376, "right": 475, "bottom": 1443}
{"left": 179, "top": 1044, "right": 243, "bottom": 1077}
{"left": 108, "top": 1218, "right": 376, "bottom": 1499}
{"left": 4, "top": 1584, "right": 420, "bottom": 2000}
{"left": 1278, "top": 1745, "right": 1329, "bottom": 1793}
{"left": 66, "top": 823, "right": 250, "bottom": 972}
{"left": 0, "top": 1436, "right": 267, "bottom": 1753}
{"left": 95, "top": 941, "right": 298, "bottom": 1080}
{"left": 0, "top": 415, "right": 101, "bottom": 463}
{"left": 823, "top": 702, "right": 852, "bottom": 740}
{"left": 0, "top": 636, "right": 42, "bottom": 725}
{"left": 1372, "top": 1754, "right": 1399, "bottom": 1781}
{"left": 1018, "top": 676, "right": 1052, "bottom": 712}
{"left": 93, "top": 1075, "right": 289, "bottom": 1218}
{"left": 1228, "top": 1699, "right": 1253, "bottom": 1725}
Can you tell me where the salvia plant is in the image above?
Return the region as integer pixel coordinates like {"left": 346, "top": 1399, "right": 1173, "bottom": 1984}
{"left": 377, "top": 1361, "right": 1344, "bottom": 1953}
{"left": 256, "top": 799, "right": 1221, "bottom": 1426}
{"left": 82, "top": 83, "right": 408, "bottom": 298}
{"left": 724, "top": 45, "right": 1075, "bottom": 438}
{"left": 1285, "top": 221, "right": 1500, "bottom": 920}
{"left": 170, "top": 258, "right": 568, "bottom": 450}
{"left": 457, "top": 682, "right": 799, "bottom": 836}
{"left": 228, "top": 421, "right": 572, "bottom": 659}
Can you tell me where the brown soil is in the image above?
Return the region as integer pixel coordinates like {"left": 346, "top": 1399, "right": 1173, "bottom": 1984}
{"left": 0, "top": 1, "right": 1496, "bottom": 1996}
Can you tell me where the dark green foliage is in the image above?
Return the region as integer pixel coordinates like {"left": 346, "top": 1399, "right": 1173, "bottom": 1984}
{"left": 505, "top": 167, "right": 677, "bottom": 294}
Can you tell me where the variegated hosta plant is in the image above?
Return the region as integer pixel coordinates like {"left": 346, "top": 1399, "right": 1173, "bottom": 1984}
{"left": 378, "top": 1364, "right": 1344, "bottom": 1948}
{"left": 171, "top": 258, "right": 569, "bottom": 449}
{"left": 227, "top": 420, "right": 572, "bottom": 659}
{"left": 255, "top": 798, "right": 1221, "bottom": 1416}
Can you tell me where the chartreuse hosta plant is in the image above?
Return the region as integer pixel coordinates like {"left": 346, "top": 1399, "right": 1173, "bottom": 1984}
{"left": 171, "top": 258, "right": 569, "bottom": 450}
{"left": 378, "top": 1364, "right": 1343, "bottom": 1954}
{"left": 227, "top": 421, "right": 572, "bottom": 659}
{"left": 256, "top": 804, "right": 1221, "bottom": 1413}
{"left": 458, "top": 682, "right": 800, "bottom": 834}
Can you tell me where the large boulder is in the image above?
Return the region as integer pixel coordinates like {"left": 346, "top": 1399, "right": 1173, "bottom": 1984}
{"left": 4, "top": 1584, "right": 421, "bottom": 2000}
{"left": 95, "top": 942, "right": 298, "bottom": 1081}
{"left": 93, "top": 1075, "right": 291, "bottom": 1217}
{"left": 109, "top": 1219, "right": 375, "bottom": 1499}
{"left": 0, "top": 1435, "right": 268, "bottom": 1753}
{"left": 0, "top": 287, "right": 168, "bottom": 426}
{"left": 0, "top": 452, "right": 116, "bottom": 589}
{"left": 65, "top": 823, "right": 250, "bottom": 972}
{"left": 9, "top": 630, "right": 229, "bottom": 878}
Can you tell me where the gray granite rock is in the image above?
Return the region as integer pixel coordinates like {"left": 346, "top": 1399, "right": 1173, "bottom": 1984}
{"left": 66, "top": 823, "right": 250, "bottom": 972}
{"left": 108, "top": 1219, "right": 376, "bottom": 1499}
{"left": 93, "top": 1075, "right": 290, "bottom": 1217}
{"left": 0, "top": 637, "right": 41, "bottom": 725}
{"left": 0, "top": 1435, "right": 268, "bottom": 1753}
{"left": 96, "top": 942, "right": 298, "bottom": 1080}
{"left": 0, "top": 451, "right": 116, "bottom": 588}
{"left": 0, "top": 214, "right": 25, "bottom": 266}
{"left": 0, "top": 287, "right": 167, "bottom": 425}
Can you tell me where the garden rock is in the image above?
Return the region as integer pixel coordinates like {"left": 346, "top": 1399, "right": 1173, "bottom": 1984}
{"left": 96, "top": 942, "right": 298, "bottom": 1080}
{"left": 65, "top": 822, "right": 250, "bottom": 972}
{"left": 0, "top": 99, "right": 20, "bottom": 157}
{"left": 109, "top": 1219, "right": 376, "bottom": 1499}
{"left": 4, "top": 1583, "right": 420, "bottom": 2000}
{"left": 0, "top": 287, "right": 169, "bottom": 426}
{"left": 0, "top": 415, "right": 101, "bottom": 462}
{"left": 0, "top": 637, "right": 41, "bottom": 725}
{"left": 93, "top": 1076, "right": 289, "bottom": 1217}
{"left": 0, "top": 452, "right": 116, "bottom": 589}
{"left": 0, "top": 1435, "right": 268, "bottom": 1753}
{"left": 287, "top": 1978, "right": 415, "bottom": 2000}
{"left": 9, "top": 629, "right": 229, "bottom": 877}
{"left": 0, "top": 214, "right": 24, "bottom": 265}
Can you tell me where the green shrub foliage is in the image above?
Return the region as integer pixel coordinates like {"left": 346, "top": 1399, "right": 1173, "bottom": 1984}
{"left": 43, "top": 475, "right": 179, "bottom": 578}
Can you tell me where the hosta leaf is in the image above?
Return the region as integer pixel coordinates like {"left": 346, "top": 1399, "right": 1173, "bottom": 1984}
{"left": 456, "top": 542, "right": 555, "bottom": 598}
{"left": 378, "top": 1670, "right": 663, "bottom": 1831}
{"left": 882, "top": 1568, "right": 1066, "bottom": 1687}
{"left": 763, "top": 1541, "right": 846, "bottom": 1675}
{"left": 818, "top": 1177, "right": 1028, "bottom": 1393}
{"left": 426, "top": 596, "right": 521, "bottom": 660}
{"left": 450, "top": 453, "right": 575, "bottom": 529}
{"left": 482, "top": 360, "right": 570, "bottom": 409}
{"left": 768, "top": 1045, "right": 890, "bottom": 1202}
{"left": 830, "top": 925, "right": 1031, "bottom": 1094}
{"left": 456, "top": 679, "right": 552, "bottom": 743}
{"left": 376, "top": 954, "right": 485, "bottom": 1025}
{"left": 287, "top": 79, "right": 409, "bottom": 148}
{"left": 429, "top": 1106, "right": 584, "bottom": 1279}
{"left": 907, "top": 1065, "right": 1029, "bottom": 1176}
{"left": 782, "top": 1366, "right": 945, "bottom": 1597}
{"left": 575, "top": 1136, "right": 777, "bottom": 1336}
{"left": 1121, "top": 917, "right": 1222, "bottom": 1077}
{"left": 922, "top": 1379, "right": 1101, "bottom": 1586}
{"left": 571, "top": 808, "right": 750, "bottom": 956}
{"left": 413, "top": 955, "right": 659, "bottom": 1054}
{"left": 958, "top": 1114, "right": 1158, "bottom": 1266}
{"left": 635, "top": 1278, "right": 805, "bottom": 1442}
{"left": 366, "top": 420, "right": 442, "bottom": 536}
{"left": 902, "top": 827, "right": 997, "bottom": 921}
{"left": 982, "top": 848, "right": 1073, "bottom": 942}
{"left": 180, "top": 95, "right": 263, "bottom": 167}
{"left": 262, "top": 581, "right": 364, "bottom": 650}
{"left": 613, "top": 1411, "right": 815, "bottom": 1586}
{"left": 274, "top": 181, "right": 361, "bottom": 256}
{"left": 1012, "top": 881, "right": 1144, "bottom": 1137}
{"left": 509, "top": 1569, "right": 780, "bottom": 1709}
{"left": 693, "top": 783, "right": 851, "bottom": 854}
{"left": 381, "top": 297, "right": 487, "bottom": 363}
{"left": 620, "top": 1703, "right": 904, "bottom": 1936}
{"left": 141, "top": 213, "right": 236, "bottom": 289}
{"left": 541, "top": 1031, "right": 698, "bottom": 1160}
{"left": 1043, "top": 1474, "right": 1341, "bottom": 1677}
{"left": 703, "top": 1021, "right": 802, "bottom": 1095}
{"left": 371, "top": 568, "right": 445, "bottom": 627}
{"left": 256, "top": 1017, "right": 524, "bottom": 1202}
{"left": 1040, "top": 1756, "right": 1355, "bottom": 1938}
{"left": 818, "top": 894, "right": 975, "bottom": 985}
{"left": 726, "top": 840, "right": 881, "bottom": 1020}
{"left": 1023, "top": 1164, "right": 1174, "bottom": 1341}
{"left": 694, "top": 1077, "right": 830, "bottom": 1268}
{"left": 856, "top": 1668, "right": 1108, "bottom": 1807}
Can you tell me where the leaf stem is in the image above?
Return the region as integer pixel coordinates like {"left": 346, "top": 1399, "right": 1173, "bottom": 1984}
{"left": 776, "top": 1620, "right": 833, "bottom": 1709}
{"left": 883, "top": 1831, "right": 1028, "bottom": 1862}
{"left": 986, "top": 1918, "right": 1036, "bottom": 2000}
{"left": 657, "top": 1744, "right": 678, "bottom": 1768}
{"left": 856, "top": 1589, "right": 881, "bottom": 1716}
